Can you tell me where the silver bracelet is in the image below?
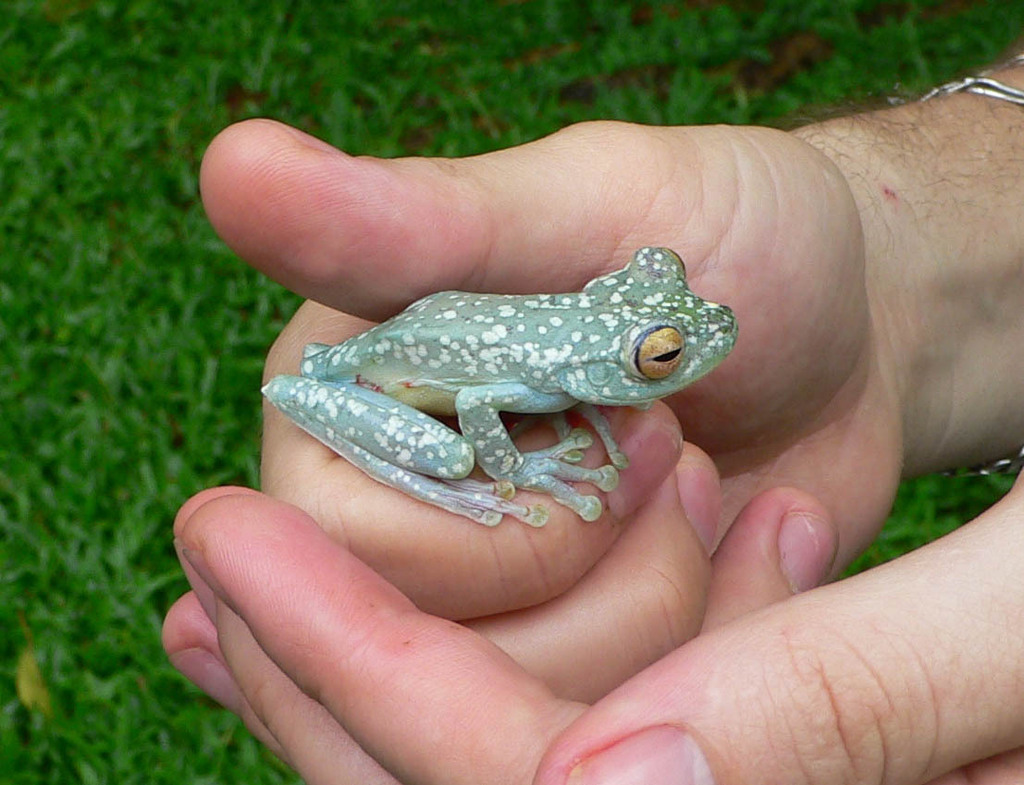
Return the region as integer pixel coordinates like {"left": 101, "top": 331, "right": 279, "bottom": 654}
{"left": 952, "top": 445, "right": 1024, "bottom": 477}
{"left": 922, "top": 55, "right": 1024, "bottom": 475}
{"left": 921, "top": 53, "right": 1024, "bottom": 106}
{"left": 979, "top": 445, "right": 1024, "bottom": 475}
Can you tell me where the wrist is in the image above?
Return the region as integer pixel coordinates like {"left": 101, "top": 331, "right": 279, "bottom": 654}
{"left": 792, "top": 62, "right": 1024, "bottom": 475}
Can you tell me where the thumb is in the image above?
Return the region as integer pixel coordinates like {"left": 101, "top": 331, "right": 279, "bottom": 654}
{"left": 198, "top": 118, "right": 701, "bottom": 320}
{"left": 534, "top": 480, "right": 1024, "bottom": 785}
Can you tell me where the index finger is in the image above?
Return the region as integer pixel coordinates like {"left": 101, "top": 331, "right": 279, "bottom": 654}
{"left": 175, "top": 490, "right": 583, "bottom": 785}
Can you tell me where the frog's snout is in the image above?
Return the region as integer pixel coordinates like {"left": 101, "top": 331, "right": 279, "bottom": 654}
{"left": 697, "top": 301, "right": 738, "bottom": 364}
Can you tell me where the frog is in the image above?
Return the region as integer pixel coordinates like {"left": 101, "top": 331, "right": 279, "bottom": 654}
{"left": 262, "top": 246, "right": 737, "bottom": 527}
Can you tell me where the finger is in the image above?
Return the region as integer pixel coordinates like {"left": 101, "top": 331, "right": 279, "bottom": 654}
{"left": 174, "top": 484, "right": 263, "bottom": 527}
{"left": 260, "top": 318, "right": 688, "bottom": 619}
{"left": 200, "top": 119, "right": 715, "bottom": 319}
{"left": 926, "top": 747, "right": 1024, "bottom": 784}
{"left": 175, "top": 491, "right": 582, "bottom": 785}
{"left": 163, "top": 552, "right": 289, "bottom": 763}
{"left": 212, "top": 598, "right": 401, "bottom": 785}
{"left": 162, "top": 591, "right": 245, "bottom": 714}
{"left": 702, "top": 486, "right": 836, "bottom": 630}
{"left": 536, "top": 480, "right": 1024, "bottom": 785}
{"left": 673, "top": 445, "right": 723, "bottom": 554}
{"left": 168, "top": 506, "right": 402, "bottom": 784}
{"left": 471, "top": 455, "right": 713, "bottom": 701}
{"left": 162, "top": 591, "right": 296, "bottom": 770}
{"left": 166, "top": 589, "right": 399, "bottom": 784}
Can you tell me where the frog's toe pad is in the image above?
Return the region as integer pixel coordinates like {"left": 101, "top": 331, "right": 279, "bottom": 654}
{"left": 478, "top": 509, "right": 504, "bottom": 527}
{"left": 609, "top": 450, "right": 629, "bottom": 470}
{"left": 566, "top": 428, "right": 594, "bottom": 450}
{"left": 577, "top": 496, "right": 603, "bottom": 522}
{"left": 594, "top": 466, "right": 619, "bottom": 492}
{"left": 523, "top": 505, "right": 549, "bottom": 527}
{"left": 531, "top": 428, "right": 593, "bottom": 462}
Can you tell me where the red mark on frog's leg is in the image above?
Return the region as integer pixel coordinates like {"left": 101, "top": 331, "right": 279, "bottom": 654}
{"left": 565, "top": 409, "right": 586, "bottom": 429}
{"left": 354, "top": 374, "right": 384, "bottom": 393}
{"left": 881, "top": 185, "right": 899, "bottom": 203}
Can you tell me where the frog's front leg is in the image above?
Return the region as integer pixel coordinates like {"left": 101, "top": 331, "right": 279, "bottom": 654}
{"left": 455, "top": 384, "right": 621, "bottom": 522}
{"left": 524, "top": 404, "right": 630, "bottom": 471}
{"left": 262, "top": 376, "right": 541, "bottom": 526}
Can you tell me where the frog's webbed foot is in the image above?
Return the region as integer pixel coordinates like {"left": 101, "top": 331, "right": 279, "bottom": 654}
{"left": 430, "top": 425, "right": 609, "bottom": 525}
{"left": 510, "top": 406, "right": 630, "bottom": 471}
{"left": 459, "top": 388, "right": 633, "bottom": 523}
{"left": 432, "top": 416, "right": 630, "bottom": 524}
{"left": 506, "top": 437, "right": 619, "bottom": 522}
{"left": 521, "top": 428, "right": 620, "bottom": 493}
{"left": 440, "top": 477, "right": 549, "bottom": 527}
{"left": 339, "top": 444, "right": 548, "bottom": 527}
{"left": 512, "top": 406, "right": 630, "bottom": 520}
{"left": 495, "top": 433, "right": 617, "bottom": 521}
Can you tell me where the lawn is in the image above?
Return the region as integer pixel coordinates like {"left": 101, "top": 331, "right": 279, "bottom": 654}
{"left": 1, "top": 1, "right": 1018, "bottom": 782}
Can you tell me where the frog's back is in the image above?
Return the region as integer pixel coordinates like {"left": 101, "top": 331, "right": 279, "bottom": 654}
{"left": 353, "top": 288, "right": 601, "bottom": 387}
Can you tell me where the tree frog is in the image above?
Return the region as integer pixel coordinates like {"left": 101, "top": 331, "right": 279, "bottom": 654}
{"left": 262, "top": 247, "right": 736, "bottom": 526}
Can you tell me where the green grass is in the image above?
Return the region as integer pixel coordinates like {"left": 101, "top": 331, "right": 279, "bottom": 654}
{"left": 1, "top": 1, "right": 1019, "bottom": 781}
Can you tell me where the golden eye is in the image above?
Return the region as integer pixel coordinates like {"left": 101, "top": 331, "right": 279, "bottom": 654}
{"left": 632, "top": 326, "right": 684, "bottom": 380}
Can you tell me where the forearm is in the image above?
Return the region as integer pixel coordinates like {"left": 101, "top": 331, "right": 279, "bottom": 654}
{"left": 793, "top": 57, "right": 1024, "bottom": 475}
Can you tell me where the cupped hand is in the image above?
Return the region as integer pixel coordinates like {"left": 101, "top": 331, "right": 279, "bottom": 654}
{"left": 163, "top": 474, "right": 1024, "bottom": 785}
{"left": 186, "top": 117, "right": 898, "bottom": 699}
{"left": 205, "top": 115, "right": 899, "bottom": 567}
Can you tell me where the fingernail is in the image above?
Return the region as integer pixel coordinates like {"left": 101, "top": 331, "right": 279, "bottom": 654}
{"left": 568, "top": 727, "right": 715, "bottom": 785}
{"left": 175, "top": 540, "right": 224, "bottom": 623}
{"left": 168, "top": 647, "right": 243, "bottom": 713}
{"left": 278, "top": 122, "right": 344, "bottom": 155}
{"left": 778, "top": 512, "right": 836, "bottom": 593}
{"left": 676, "top": 460, "right": 719, "bottom": 554}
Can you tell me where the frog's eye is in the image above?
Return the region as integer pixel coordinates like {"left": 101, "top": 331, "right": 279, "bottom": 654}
{"left": 631, "top": 325, "right": 684, "bottom": 380}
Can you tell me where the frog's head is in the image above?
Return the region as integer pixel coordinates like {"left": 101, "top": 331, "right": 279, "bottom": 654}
{"left": 561, "top": 247, "right": 736, "bottom": 405}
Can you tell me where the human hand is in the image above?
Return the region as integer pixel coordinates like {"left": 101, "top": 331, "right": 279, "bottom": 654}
{"left": 187, "top": 116, "right": 891, "bottom": 700}
{"left": 163, "top": 473, "right": 1024, "bottom": 785}
{"left": 165, "top": 60, "right": 1024, "bottom": 783}
{"left": 206, "top": 115, "right": 896, "bottom": 558}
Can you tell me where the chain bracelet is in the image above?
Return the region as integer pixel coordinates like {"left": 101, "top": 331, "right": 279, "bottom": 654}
{"left": 921, "top": 53, "right": 1024, "bottom": 105}
{"left": 921, "top": 54, "right": 1024, "bottom": 475}
{"left": 946, "top": 445, "right": 1024, "bottom": 478}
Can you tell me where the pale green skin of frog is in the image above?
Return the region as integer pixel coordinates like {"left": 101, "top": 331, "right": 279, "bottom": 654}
{"left": 262, "top": 247, "right": 737, "bottom": 526}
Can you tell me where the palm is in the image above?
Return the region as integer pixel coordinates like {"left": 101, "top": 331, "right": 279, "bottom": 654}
{"left": 163, "top": 118, "right": 1022, "bottom": 785}
{"left": 627, "top": 125, "right": 900, "bottom": 564}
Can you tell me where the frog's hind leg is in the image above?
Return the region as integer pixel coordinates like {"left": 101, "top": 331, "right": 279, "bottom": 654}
{"left": 336, "top": 440, "right": 543, "bottom": 526}
{"left": 262, "top": 375, "right": 543, "bottom": 526}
